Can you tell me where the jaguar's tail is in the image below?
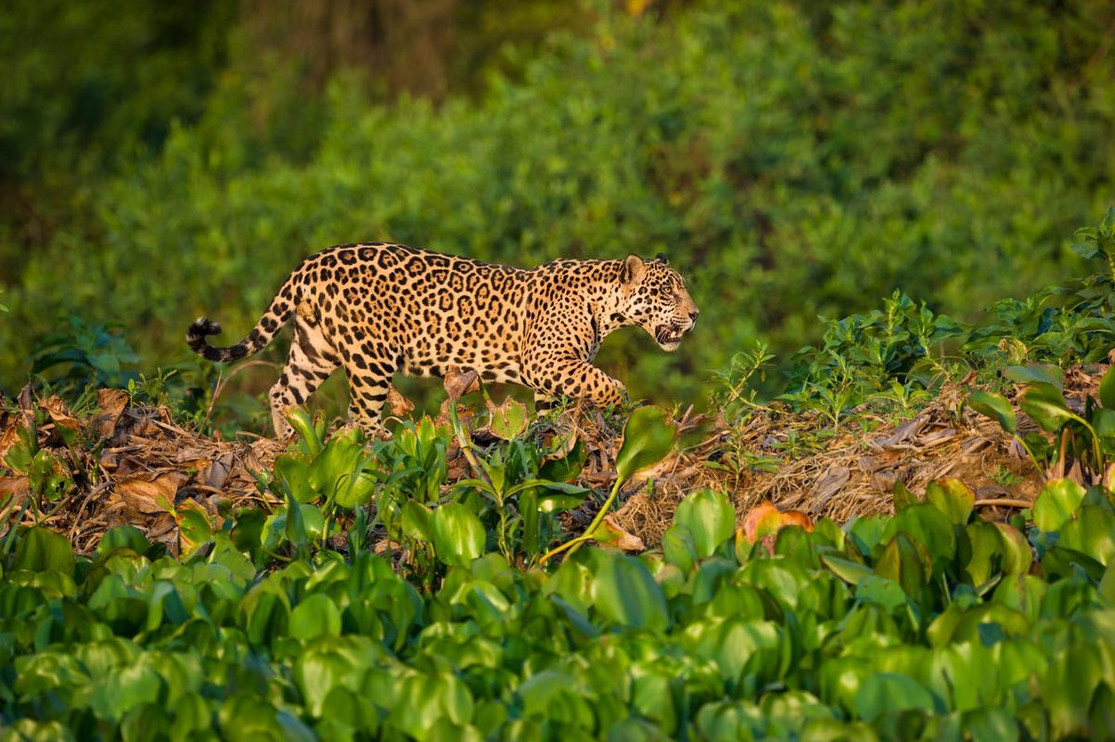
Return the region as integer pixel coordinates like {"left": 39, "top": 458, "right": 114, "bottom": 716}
{"left": 186, "top": 273, "right": 299, "bottom": 363}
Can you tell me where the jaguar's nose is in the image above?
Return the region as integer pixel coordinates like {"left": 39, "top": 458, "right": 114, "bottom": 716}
{"left": 688, "top": 309, "right": 699, "bottom": 322}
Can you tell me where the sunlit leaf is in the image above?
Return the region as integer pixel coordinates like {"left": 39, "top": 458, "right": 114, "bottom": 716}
{"left": 1033, "top": 478, "right": 1086, "bottom": 532}
{"left": 893, "top": 479, "right": 919, "bottom": 512}
{"left": 968, "top": 391, "right": 1017, "bottom": 435}
{"left": 431, "top": 503, "right": 485, "bottom": 567}
{"left": 592, "top": 553, "right": 669, "bottom": 632}
{"left": 674, "top": 489, "right": 735, "bottom": 558}
{"left": 615, "top": 406, "right": 677, "bottom": 481}
{"left": 925, "top": 478, "right": 975, "bottom": 525}
{"left": 13, "top": 527, "right": 74, "bottom": 575}
{"left": 1059, "top": 505, "right": 1115, "bottom": 566}
{"left": 1004, "top": 364, "right": 1063, "bottom": 390}
{"left": 1019, "top": 382, "right": 1077, "bottom": 433}
{"left": 854, "top": 673, "right": 937, "bottom": 721}
{"left": 1100, "top": 365, "right": 1115, "bottom": 410}
{"left": 487, "top": 397, "right": 529, "bottom": 440}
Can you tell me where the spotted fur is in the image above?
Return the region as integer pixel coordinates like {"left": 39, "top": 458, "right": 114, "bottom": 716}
{"left": 187, "top": 243, "right": 699, "bottom": 437}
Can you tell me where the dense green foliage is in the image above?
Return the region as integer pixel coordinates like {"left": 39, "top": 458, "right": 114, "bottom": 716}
{"left": 3, "top": 470, "right": 1115, "bottom": 739}
{"left": 3, "top": 0, "right": 1114, "bottom": 411}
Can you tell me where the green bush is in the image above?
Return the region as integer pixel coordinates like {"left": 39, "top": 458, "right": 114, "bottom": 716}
{"left": 3, "top": 0, "right": 1113, "bottom": 414}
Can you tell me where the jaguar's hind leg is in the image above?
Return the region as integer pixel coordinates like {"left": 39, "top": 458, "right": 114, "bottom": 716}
{"left": 343, "top": 355, "right": 399, "bottom": 439}
{"left": 269, "top": 312, "right": 340, "bottom": 438}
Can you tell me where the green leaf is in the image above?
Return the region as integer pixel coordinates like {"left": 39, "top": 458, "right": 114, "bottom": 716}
{"left": 431, "top": 503, "right": 485, "bottom": 567}
{"left": 875, "top": 533, "right": 931, "bottom": 600}
{"left": 1004, "top": 364, "right": 1064, "bottom": 390}
{"left": 1033, "top": 479, "right": 1086, "bottom": 532}
{"left": 401, "top": 500, "right": 434, "bottom": 543}
{"left": 662, "top": 524, "right": 698, "bottom": 573}
{"left": 882, "top": 504, "right": 956, "bottom": 565}
{"left": 673, "top": 489, "right": 735, "bottom": 559}
{"left": 925, "top": 479, "right": 975, "bottom": 525}
{"left": 968, "top": 391, "right": 1017, "bottom": 435}
{"left": 176, "top": 500, "right": 215, "bottom": 557}
{"left": 1059, "top": 505, "right": 1115, "bottom": 566}
{"left": 615, "top": 406, "right": 677, "bottom": 481}
{"left": 96, "top": 525, "right": 149, "bottom": 558}
{"left": 963, "top": 521, "right": 1005, "bottom": 587}
{"left": 539, "top": 437, "right": 586, "bottom": 482}
{"left": 488, "top": 397, "right": 529, "bottom": 440}
{"left": 892, "top": 479, "right": 919, "bottom": 512}
{"left": 1019, "top": 382, "right": 1077, "bottom": 433}
{"left": 854, "top": 673, "right": 937, "bottom": 722}
{"left": 1100, "top": 366, "right": 1115, "bottom": 410}
{"left": 821, "top": 554, "right": 873, "bottom": 585}
{"left": 592, "top": 553, "right": 669, "bottom": 632}
{"left": 290, "top": 594, "right": 342, "bottom": 640}
{"left": 14, "top": 527, "right": 75, "bottom": 575}
{"left": 992, "top": 523, "right": 1032, "bottom": 576}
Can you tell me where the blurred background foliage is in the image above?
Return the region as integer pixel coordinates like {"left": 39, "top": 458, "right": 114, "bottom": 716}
{"left": 1, "top": 0, "right": 1113, "bottom": 416}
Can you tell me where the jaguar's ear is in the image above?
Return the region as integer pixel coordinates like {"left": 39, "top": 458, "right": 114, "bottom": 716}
{"left": 654, "top": 253, "right": 668, "bottom": 265}
{"left": 620, "top": 254, "right": 646, "bottom": 285}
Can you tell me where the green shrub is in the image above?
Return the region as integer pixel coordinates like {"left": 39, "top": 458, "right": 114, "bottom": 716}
{"left": 4, "top": 0, "right": 1113, "bottom": 415}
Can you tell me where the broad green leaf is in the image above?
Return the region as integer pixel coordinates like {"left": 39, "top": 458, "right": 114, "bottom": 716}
{"left": 539, "top": 437, "right": 586, "bottom": 482}
{"left": 290, "top": 594, "right": 342, "bottom": 640}
{"left": 854, "top": 673, "right": 937, "bottom": 722}
{"left": 431, "top": 503, "right": 485, "bottom": 567}
{"left": 662, "top": 524, "right": 698, "bottom": 573}
{"left": 1043, "top": 645, "right": 1104, "bottom": 738}
{"left": 875, "top": 533, "right": 931, "bottom": 600}
{"left": 1100, "top": 365, "right": 1115, "bottom": 410}
{"left": 1033, "top": 478, "right": 1086, "bottom": 532}
{"left": 882, "top": 504, "right": 956, "bottom": 565}
{"left": 488, "top": 397, "right": 529, "bottom": 440}
{"left": 968, "top": 391, "right": 1017, "bottom": 435}
{"left": 1060, "top": 505, "right": 1115, "bottom": 566}
{"left": 1101, "top": 563, "right": 1115, "bottom": 606}
{"left": 96, "top": 525, "right": 149, "bottom": 558}
{"left": 14, "top": 527, "right": 75, "bottom": 575}
{"left": 821, "top": 554, "right": 872, "bottom": 585}
{"left": 615, "top": 406, "right": 677, "bottom": 481}
{"left": 963, "top": 521, "right": 1004, "bottom": 587}
{"left": 593, "top": 553, "right": 669, "bottom": 632}
{"left": 1004, "top": 364, "right": 1063, "bottom": 390}
{"left": 925, "top": 479, "right": 975, "bottom": 525}
{"left": 892, "top": 479, "right": 919, "bottom": 511}
{"left": 1019, "top": 382, "right": 1077, "bottom": 433}
{"left": 401, "top": 500, "right": 434, "bottom": 543}
{"left": 673, "top": 489, "right": 735, "bottom": 558}
{"left": 176, "top": 500, "right": 214, "bottom": 557}
{"left": 89, "top": 664, "right": 161, "bottom": 723}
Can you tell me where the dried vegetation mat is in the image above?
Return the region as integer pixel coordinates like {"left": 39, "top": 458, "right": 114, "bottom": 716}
{"left": 4, "top": 368, "right": 1100, "bottom": 555}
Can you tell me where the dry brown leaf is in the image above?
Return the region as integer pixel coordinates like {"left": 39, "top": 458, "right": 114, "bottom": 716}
{"left": 387, "top": 386, "right": 416, "bottom": 417}
{"left": 41, "top": 396, "right": 79, "bottom": 430}
{"left": 92, "top": 388, "right": 129, "bottom": 438}
{"left": 739, "top": 501, "right": 813, "bottom": 544}
{"left": 443, "top": 366, "right": 480, "bottom": 401}
{"left": 597, "top": 514, "right": 646, "bottom": 552}
{"left": 0, "top": 476, "right": 29, "bottom": 501}
{"left": 200, "top": 453, "right": 235, "bottom": 490}
{"left": 0, "top": 421, "right": 24, "bottom": 465}
{"left": 112, "top": 471, "right": 188, "bottom": 517}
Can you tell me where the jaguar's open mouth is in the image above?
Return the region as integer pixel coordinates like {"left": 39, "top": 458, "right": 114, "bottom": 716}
{"left": 654, "top": 323, "right": 689, "bottom": 351}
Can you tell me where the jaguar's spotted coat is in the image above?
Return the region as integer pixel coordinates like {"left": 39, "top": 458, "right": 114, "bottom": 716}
{"left": 187, "top": 243, "right": 698, "bottom": 437}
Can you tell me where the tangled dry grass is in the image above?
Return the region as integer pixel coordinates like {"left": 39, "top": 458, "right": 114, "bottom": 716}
{"left": 4, "top": 367, "right": 1098, "bottom": 556}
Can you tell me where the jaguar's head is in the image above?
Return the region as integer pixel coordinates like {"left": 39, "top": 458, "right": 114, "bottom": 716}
{"left": 619, "top": 254, "right": 699, "bottom": 352}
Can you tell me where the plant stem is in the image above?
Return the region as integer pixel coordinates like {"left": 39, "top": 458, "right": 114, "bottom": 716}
{"left": 539, "top": 477, "right": 623, "bottom": 564}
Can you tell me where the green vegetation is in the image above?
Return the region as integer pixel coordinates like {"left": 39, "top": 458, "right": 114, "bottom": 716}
{"left": 3, "top": 0, "right": 1114, "bottom": 410}
{"left": 4, "top": 448, "right": 1115, "bottom": 738}
{"left": 4, "top": 1, "right": 1115, "bottom": 737}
